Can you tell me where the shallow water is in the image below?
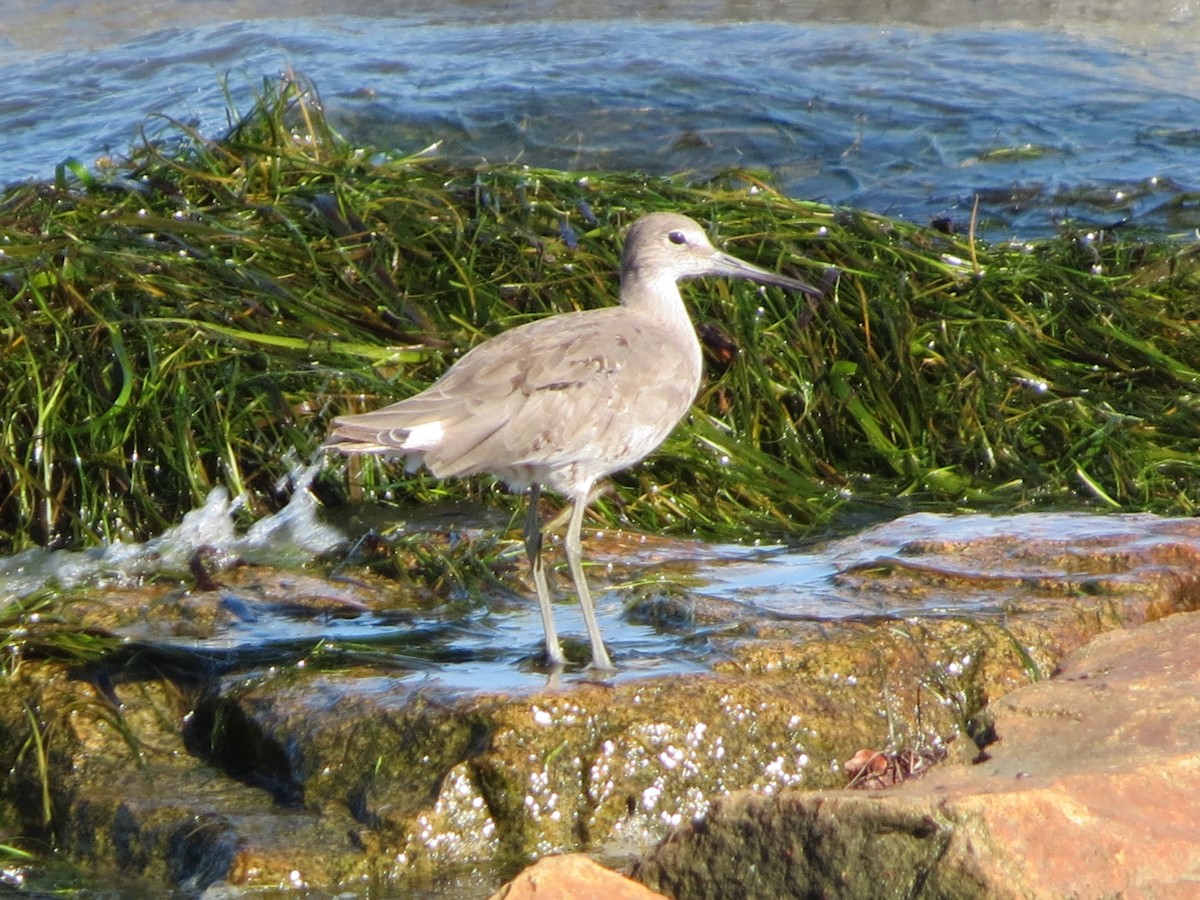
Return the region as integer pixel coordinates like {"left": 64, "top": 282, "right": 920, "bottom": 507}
{"left": 3, "top": 2, "right": 1200, "bottom": 236}
{"left": 4, "top": 475, "right": 1191, "bottom": 694}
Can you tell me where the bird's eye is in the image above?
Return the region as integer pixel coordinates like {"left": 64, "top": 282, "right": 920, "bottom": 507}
{"left": 667, "top": 231, "right": 688, "bottom": 245}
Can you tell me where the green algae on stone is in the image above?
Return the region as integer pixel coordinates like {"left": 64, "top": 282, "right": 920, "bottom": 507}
{"left": 4, "top": 510, "right": 1200, "bottom": 891}
{"left": 635, "top": 609, "right": 1200, "bottom": 899}
{"left": 0, "top": 658, "right": 410, "bottom": 890}
{"left": 632, "top": 790, "right": 983, "bottom": 900}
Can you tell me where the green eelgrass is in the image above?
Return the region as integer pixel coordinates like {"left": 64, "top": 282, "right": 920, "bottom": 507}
{"left": 3, "top": 74, "right": 1200, "bottom": 555}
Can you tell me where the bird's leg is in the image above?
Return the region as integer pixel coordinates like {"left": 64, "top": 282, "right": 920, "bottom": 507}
{"left": 525, "top": 483, "right": 566, "bottom": 667}
{"left": 564, "top": 493, "right": 616, "bottom": 672}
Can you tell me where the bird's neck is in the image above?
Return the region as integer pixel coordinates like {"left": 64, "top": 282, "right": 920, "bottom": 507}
{"left": 618, "top": 269, "right": 691, "bottom": 324}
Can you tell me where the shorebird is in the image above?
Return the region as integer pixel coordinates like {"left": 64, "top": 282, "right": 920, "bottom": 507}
{"left": 325, "top": 212, "right": 821, "bottom": 670}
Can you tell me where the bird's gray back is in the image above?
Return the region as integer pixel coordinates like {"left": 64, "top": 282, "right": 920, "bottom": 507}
{"left": 327, "top": 304, "right": 703, "bottom": 496}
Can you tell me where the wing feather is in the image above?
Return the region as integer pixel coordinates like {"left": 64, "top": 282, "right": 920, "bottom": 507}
{"left": 326, "top": 306, "right": 702, "bottom": 487}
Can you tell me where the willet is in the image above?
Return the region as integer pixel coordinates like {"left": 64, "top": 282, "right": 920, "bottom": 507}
{"left": 325, "top": 212, "right": 822, "bottom": 670}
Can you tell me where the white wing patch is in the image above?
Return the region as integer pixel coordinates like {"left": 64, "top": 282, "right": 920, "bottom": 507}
{"left": 401, "top": 420, "right": 445, "bottom": 450}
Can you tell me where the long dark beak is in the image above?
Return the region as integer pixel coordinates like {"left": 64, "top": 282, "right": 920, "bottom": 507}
{"left": 708, "top": 250, "right": 828, "bottom": 298}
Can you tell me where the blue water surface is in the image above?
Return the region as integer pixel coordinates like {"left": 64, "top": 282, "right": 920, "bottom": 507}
{"left": 3, "top": 11, "right": 1200, "bottom": 237}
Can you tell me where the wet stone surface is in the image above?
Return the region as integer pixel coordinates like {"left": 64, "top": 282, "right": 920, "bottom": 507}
{"left": 3, "top": 511, "right": 1200, "bottom": 894}
{"left": 632, "top": 608, "right": 1200, "bottom": 899}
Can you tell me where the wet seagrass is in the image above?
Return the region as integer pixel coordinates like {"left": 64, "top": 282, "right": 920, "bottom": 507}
{"left": 3, "top": 76, "right": 1200, "bottom": 557}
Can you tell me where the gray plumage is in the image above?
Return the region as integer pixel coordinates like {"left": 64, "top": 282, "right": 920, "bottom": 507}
{"left": 326, "top": 212, "right": 820, "bottom": 670}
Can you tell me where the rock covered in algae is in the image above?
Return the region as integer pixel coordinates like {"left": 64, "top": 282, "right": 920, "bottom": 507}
{"left": 632, "top": 609, "right": 1200, "bottom": 899}
{"left": 3, "top": 512, "right": 1200, "bottom": 893}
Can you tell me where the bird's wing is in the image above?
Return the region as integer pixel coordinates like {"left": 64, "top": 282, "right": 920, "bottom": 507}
{"left": 328, "top": 307, "right": 701, "bottom": 481}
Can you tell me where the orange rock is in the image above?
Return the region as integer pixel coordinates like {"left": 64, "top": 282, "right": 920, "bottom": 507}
{"left": 635, "top": 611, "right": 1200, "bottom": 898}
{"left": 489, "top": 854, "right": 669, "bottom": 900}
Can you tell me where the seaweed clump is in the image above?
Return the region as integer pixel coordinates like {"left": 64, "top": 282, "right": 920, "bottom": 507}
{"left": 3, "top": 75, "right": 1200, "bottom": 554}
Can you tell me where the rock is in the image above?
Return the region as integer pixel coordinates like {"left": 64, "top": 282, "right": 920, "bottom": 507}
{"left": 6, "top": 513, "right": 1200, "bottom": 893}
{"left": 0, "top": 662, "right": 376, "bottom": 891}
{"left": 633, "top": 610, "right": 1200, "bottom": 899}
{"left": 488, "top": 853, "right": 666, "bottom": 900}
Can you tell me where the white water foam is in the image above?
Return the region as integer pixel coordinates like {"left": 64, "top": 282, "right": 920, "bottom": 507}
{"left": 0, "top": 463, "right": 346, "bottom": 603}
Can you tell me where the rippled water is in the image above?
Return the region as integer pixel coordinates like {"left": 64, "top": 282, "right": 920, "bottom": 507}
{"left": 3, "top": 2, "right": 1200, "bottom": 236}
